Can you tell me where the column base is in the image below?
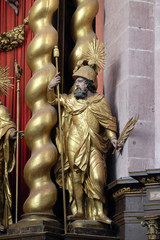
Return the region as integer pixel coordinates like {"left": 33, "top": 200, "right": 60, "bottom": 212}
{"left": 0, "top": 213, "right": 63, "bottom": 240}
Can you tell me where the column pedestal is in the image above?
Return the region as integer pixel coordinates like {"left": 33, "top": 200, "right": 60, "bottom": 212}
{"left": 0, "top": 213, "right": 63, "bottom": 240}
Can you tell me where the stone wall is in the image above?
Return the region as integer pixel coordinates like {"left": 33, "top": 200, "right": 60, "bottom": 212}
{"left": 155, "top": 0, "right": 160, "bottom": 168}
{"left": 104, "top": 0, "right": 156, "bottom": 180}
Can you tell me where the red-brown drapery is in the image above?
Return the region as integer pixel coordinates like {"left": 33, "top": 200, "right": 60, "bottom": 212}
{"left": 0, "top": 0, "right": 34, "bottom": 220}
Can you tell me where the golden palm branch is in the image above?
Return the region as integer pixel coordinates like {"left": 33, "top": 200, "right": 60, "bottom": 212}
{"left": 0, "top": 66, "right": 14, "bottom": 96}
{"left": 113, "top": 115, "right": 139, "bottom": 154}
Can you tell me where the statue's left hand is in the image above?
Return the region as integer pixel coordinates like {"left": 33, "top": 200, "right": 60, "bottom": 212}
{"left": 111, "top": 138, "right": 123, "bottom": 152}
{"left": 111, "top": 138, "right": 117, "bottom": 148}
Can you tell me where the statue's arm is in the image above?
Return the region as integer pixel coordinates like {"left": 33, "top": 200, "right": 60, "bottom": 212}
{"left": 106, "top": 129, "right": 117, "bottom": 148}
{"left": 97, "top": 98, "right": 117, "bottom": 138}
{"left": 47, "top": 86, "right": 57, "bottom": 105}
{"left": 106, "top": 129, "right": 117, "bottom": 141}
{"left": 98, "top": 97, "right": 120, "bottom": 149}
{"left": 47, "top": 73, "right": 61, "bottom": 105}
{"left": 47, "top": 73, "right": 67, "bottom": 106}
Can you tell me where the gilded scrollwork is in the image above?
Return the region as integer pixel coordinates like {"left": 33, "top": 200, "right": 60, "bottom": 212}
{"left": 140, "top": 176, "right": 160, "bottom": 185}
{"left": 0, "top": 17, "right": 29, "bottom": 52}
{"left": 113, "top": 187, "right": 131, "bottom": 199}
{"left": 113, "top": 187, "right": 146, "bottom": 199}
{"left": 141, "top": 218, "right": 160, "bottom": 240}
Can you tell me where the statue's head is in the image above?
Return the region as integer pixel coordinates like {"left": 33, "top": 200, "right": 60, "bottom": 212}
{"left": 73, "top": 75, "right": 97, "bottom": 99}
{"left": 72, "top": 65, "right": 97, "bottom": 89}
{"left": 72, "top": 38, "right": 105, "bottom": 96}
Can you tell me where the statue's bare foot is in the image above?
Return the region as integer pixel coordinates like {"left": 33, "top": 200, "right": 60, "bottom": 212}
{"left": 67, "top": 212, "right": 85, "bottom": 220}
{"left": 0, "top": 224, "right": 6, "bottom": 232}
{"left": 95, "top": 214, "right": 112, "bottom": 224}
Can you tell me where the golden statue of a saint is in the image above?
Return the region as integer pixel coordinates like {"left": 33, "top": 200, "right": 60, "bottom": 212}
{"left": 47, "top": 40, "right": 121, "bottom": 224}
{"left": 0, "top": 66, "right": 16, "bottom": 232}
{"left": 0, "top": 101, "right": 16, "bottom": 232}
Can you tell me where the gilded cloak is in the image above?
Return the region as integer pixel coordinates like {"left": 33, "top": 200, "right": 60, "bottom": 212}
{"left": 49, "top": 93, "right": 117, "bottom": 203}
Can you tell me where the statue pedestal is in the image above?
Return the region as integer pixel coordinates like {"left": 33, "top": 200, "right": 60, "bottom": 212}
{"left": 67, "top": 220, "right": 119, "bottom": 240}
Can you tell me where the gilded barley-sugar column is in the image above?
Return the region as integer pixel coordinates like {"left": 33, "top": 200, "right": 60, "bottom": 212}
{"left": 23, "top": 0, "right": 59, "bottom": 220}
{"left": 69, "top": 0, "right": 99, "bottom": 72}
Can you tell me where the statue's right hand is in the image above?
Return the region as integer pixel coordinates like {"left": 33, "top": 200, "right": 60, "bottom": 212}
{"left": 48, "top": 72, "right": 61, "bottom": 89}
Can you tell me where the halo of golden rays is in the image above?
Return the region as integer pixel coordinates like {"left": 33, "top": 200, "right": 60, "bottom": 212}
{"left": 73, "top": 38, "right": 106, "bottom": 74}
{"left": 83, "top": 38, "right": 106, "bottom": 70}
{"left": 0, "top": 66, "right": 13, "bottom": 96}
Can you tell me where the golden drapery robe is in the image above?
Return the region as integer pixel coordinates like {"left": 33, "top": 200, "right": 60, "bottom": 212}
{"left": 48, "top": 92, "right": 117, "bottom": 216}
{"left": 0, "top": 104, "right": 16, "bottom": 228}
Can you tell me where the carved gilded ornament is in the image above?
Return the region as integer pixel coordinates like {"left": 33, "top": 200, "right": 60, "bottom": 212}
{"left": 141, "top": 218, "right": 160, "bottom": 240}
{"left": 140, "top": 176, "right": 160, "bottom": 185}
{"left": 113, "top": 187, "right": 131, "bottom": 199}
{"left": 0, "top": 17, "right": 29, "bottom": 52}
{"left": 113, "top": 187, "right": 146, "bottom": 199}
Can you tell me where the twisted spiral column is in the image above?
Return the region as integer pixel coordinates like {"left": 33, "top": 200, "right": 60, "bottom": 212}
{"left": 23, "top": 0, "right": 59, "bottom": 219}
{"left": 69, "top": 0, "right": 99, "bottom": 72}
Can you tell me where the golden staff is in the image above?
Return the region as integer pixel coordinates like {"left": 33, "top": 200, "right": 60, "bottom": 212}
{"left": 53, "top": 46, "right": 67, "bottom": 234}
{"left": 14, "top": 61, "right": 22, "bottom": 223}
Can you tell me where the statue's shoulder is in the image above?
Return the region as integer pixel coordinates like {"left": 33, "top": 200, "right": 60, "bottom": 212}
{"left": 61, "top": 93, "right": 76, "bottom": 106}
{"left": 0, "top": 104, "right": 13, "bottom": 122}
{"left": 61, "top": 93, "right": 72, "bottom": 100}
{"left": 66, "top": 93, "right": 76, "bottom": 101}
{"left": 92, "top": 94, "right": 111, "bottom": 111}
{"left": 93, "top": 93, "right": 105, "bottom": 102}
{"left": 96, "top": 93, "right": 109, "bottom": 102}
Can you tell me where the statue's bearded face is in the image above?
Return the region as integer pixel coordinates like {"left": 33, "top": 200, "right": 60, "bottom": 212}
{"left": 74, "top": 77, "right": 88, "bottom": 99}
{"left": 75, "top": 77, "right": 87, "bottom": 90}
